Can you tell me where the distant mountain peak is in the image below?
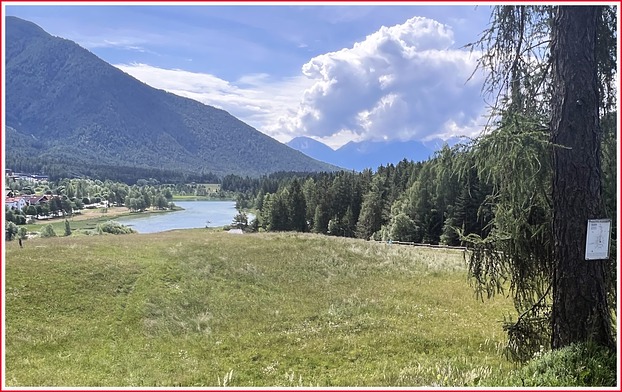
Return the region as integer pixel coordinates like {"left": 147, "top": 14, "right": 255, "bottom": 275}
{"left": 287, "top": 136, "right": 335, "bottom": 151}
{"left": 288, "top": 137, "right": 436, "bottom": 171}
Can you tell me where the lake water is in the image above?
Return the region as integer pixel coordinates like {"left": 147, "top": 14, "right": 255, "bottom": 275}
{"left": 115, "top": 201, "right": 245, "bottom": 234}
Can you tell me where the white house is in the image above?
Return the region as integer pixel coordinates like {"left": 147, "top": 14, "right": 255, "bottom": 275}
{"left": 5, "top": 197, "right": 27, "bottom": 211}
{"left": 4, "top": 195, "right": 49, "bottom": 211}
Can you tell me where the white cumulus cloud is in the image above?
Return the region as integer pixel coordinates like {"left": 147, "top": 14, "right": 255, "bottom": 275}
{"left": 277, "top": 16, "right": 487, "bottom": 147}
{"left": 114, "top": 15, "right": 487, "bottom": 149}
{"left": 114, "top": 63, "right": 313, "bottom": 143}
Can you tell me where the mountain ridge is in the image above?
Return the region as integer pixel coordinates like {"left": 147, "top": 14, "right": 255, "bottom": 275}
{"left": 287, "top": 136, "right": 436, "bottom": 171}
{"left": 4, "top": 16, "right": 340, "bottom": 181}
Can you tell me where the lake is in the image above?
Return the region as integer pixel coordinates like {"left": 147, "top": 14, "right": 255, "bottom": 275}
{"left": 115, "top": 201, "right": 246, "bottom": 234}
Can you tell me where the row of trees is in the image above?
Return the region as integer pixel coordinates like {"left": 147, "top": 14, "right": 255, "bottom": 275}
{"left": 5, "top": 177, "right": 235, "bottom": 216}
{"left": 225, "top": 148, "right": 497, "bottom": 247}
{"left": 6, "top": 156, "right": 221, "bottom": 185}
{"left": 228, "top": 107, "right": 615, "bottom": 254}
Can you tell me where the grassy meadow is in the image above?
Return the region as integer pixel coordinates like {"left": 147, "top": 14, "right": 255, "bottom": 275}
{"left": 5, "top": 230, "right": 518, "bottom": 387}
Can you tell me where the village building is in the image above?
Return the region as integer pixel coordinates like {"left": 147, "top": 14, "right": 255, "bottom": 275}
{"left": 4, "top": 195, "right": 49, "bottom": 211}
{"left": 5, "top": 197, "right": 28, "bottom": 211}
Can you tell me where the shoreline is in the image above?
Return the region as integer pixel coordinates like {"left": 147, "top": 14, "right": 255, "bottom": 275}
{"left": 21, "top": 200, "right": 244, "bottom": 237}
{"left": 28, "top": 205, "right": 184, "bottom": 225}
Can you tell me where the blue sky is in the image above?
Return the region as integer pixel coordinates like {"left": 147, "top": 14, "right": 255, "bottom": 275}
{"left": 4, "top": 3, "right": 494, "bottom": 148}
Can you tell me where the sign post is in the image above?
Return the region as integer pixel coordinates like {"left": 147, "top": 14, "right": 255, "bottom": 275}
{"left": 584, "top": 219, "right": 612, "bottom": 260}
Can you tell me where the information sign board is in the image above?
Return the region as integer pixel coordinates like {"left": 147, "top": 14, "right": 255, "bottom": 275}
{"left": 585, "top": 219, "right": 611, "bottom": 260}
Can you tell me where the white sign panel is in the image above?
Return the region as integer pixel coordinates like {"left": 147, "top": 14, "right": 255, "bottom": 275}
{"left": 585, "top": 219, "right": 611, "bottom": 260}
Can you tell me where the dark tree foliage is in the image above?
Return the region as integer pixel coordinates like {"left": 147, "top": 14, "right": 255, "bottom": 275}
{"left": 356, "top": 176, "right": 389, "bottom": 240}
{"left": 287, "top": 179, "right": 307, "bottom": 232}
{"left": 242, "top": 155, "right": 493, "bottom": 247}
{"left": 463, "top": 5, "right": 616, "bottom": 360}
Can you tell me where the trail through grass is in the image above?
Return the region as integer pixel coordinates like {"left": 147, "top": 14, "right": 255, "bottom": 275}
{"left": 5, "top": 231, "right": 515, "bottom": 387}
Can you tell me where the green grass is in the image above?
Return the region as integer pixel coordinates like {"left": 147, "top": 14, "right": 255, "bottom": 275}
{"left": 6, "top": 231, "right": 518, "bottom": 386}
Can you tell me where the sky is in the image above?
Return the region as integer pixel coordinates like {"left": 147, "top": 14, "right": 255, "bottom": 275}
{"left": 4, "top": 2, "right": 494, "bottom": 149}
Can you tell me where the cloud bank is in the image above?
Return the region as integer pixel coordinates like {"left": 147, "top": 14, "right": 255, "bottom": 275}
{"left": 116, "top": 15, "right": 486, "bottom": 149}
{"left": 114, "top": 63, "right": 314, "bottom": 143}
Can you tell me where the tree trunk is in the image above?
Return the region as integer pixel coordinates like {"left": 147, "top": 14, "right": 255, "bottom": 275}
{"left": 550, "top": 6, "right": 613, "bottom": 349}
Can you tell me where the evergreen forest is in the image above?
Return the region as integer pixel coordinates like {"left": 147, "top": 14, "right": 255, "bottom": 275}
{"left": 223, "top": 114, "right": 616, "bottom": 251}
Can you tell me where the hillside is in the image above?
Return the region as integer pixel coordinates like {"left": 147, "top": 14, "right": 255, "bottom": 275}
{"left": 5, "top": 230, "right": 516, "bottom": 386}
{"left": 4, "top": 16, "right": 339, "bottom": 181}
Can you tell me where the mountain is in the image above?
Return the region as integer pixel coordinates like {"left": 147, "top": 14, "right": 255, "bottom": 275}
{"left": 287, "top": 137, "right": 436, "bottom": 171}
{"left": 286, "top": 137, "right": 337, "bottom": 165}
{"left": 4, "top": 16, "right": 339, "bottom": 182}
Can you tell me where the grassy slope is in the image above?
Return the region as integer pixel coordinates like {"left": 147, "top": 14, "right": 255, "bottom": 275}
{"left": 5, "top": 231, "right": 515, "bottom": 387}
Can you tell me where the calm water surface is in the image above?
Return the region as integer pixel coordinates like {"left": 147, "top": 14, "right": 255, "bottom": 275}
{"left": 115, "top": 201, "right": 243, "bottom": 234}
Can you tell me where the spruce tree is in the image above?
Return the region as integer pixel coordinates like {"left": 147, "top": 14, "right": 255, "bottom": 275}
{"left": 287, "top": 179, "right": 307, "bottom": 232}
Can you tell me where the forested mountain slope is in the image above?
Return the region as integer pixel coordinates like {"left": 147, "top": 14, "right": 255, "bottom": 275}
{"left": 5, "top": 16, "right": 339, "bottom": 181}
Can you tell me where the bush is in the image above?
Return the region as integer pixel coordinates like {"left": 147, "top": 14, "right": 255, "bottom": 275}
{"left": 97, "top": 220, "right": 135, "bottom": 235}
{"left": 64, "top": 220, "right": 72, "bottom": 236}
{"left": 493, "top": 342, "right": 616, "bottom": 387}
{"left": 5, "top": 222, "right": 18, "bottom": 240}
{"left": 39, "top": 224, "right": 57, "bottom": 238}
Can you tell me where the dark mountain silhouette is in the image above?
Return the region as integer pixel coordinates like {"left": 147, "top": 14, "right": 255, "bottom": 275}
{"left": 287, "top": 136, "right": 436, "bottom": 171}
{"left": 4, "top": 16, "right": 339, "bottom": 181}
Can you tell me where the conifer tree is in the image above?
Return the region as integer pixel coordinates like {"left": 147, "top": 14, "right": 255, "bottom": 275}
{"left": 464, "top": 5, "right": 616, "bottom": 358}
{"left": 287, "top": 179, "right": 307, "bottom": 232}
{"left": 549, "top": 6, "right": 612, "bottom": 350}
{"left": 356, "top": 178, "right": 386, "bottom": 240}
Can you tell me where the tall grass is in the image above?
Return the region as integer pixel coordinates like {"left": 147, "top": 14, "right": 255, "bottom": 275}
{"left": 5, "top": 231, "right": 517, "bottom": 386}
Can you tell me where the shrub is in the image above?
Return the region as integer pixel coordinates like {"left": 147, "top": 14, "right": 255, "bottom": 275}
{"left": 494, "top": 342, "right": 616, "bottom": 387}
{"left": 39, "top": 224, "right": 57, "bottom": 238}
{"left": 17, "top": 227, "right": 28, "bottom": 240}
{"left": 5, "top": 222, "right": 18, "bottom": 240}
{"left": 64, "top": 220, "right": 72, "bottom": 236}
{"left": 97, "top": 220, "right": 135, "bottom": 235}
